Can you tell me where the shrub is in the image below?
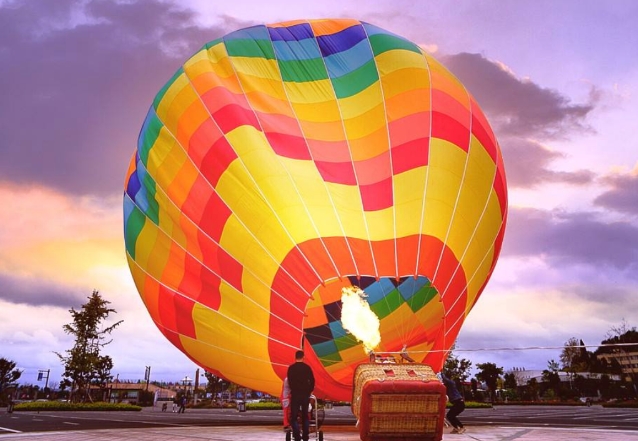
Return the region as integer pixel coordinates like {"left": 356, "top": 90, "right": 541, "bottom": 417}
{"left": 246, "top": 401, "right": 283, "bottom": 410}
{"left": 444, "top": 401, "right": 491, "bottom": 409}
{"left": 602, "top": 400, "right": 638, "bottom": 408}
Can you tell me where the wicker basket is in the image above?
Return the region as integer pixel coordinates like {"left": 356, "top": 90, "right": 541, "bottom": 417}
{"left": 352, "top": 363, "right": 446, "bottom": 441}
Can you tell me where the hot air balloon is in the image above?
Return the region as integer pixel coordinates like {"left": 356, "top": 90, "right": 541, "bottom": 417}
{"left": 123, "top": 19, "right": 507, "bottom": 401}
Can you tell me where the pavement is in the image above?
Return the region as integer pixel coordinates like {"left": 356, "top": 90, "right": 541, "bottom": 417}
{"left": 2, "top": 425, "right": 638, "bottom": 441}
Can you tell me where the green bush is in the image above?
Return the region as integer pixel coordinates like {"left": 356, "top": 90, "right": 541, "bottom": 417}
{"left": 138, "top": 390, "right": 156, "bottom": 406}
{"left": 445, "top": 401, "right": 491, "bottom": 409}
{"left": 602, "top": 400, "right": 638, "bottom": 408}
{"left": 14, "top": 401, "right": 142, "bottom": 412}
{"left": 246, "top": 401, "right": 283, "bottom": 410}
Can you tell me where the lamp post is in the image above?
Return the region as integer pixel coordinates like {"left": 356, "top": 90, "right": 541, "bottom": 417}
{"left": 181, "top": 376, "right": 192, "bottom": 397}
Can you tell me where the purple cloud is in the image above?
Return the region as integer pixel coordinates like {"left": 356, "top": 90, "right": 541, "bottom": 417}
{"left": 441, "top": 52, "right": 597, "bottom": 139}
{"left": 439, "top": 52, "right": 599, "bottom": 189}
{"left": 0, "top": 273, "right": 86, "bottom": 308}
{"left": 501, "top": 138, "right": 594, "bottom": 188}
{"left": 0, "top": 0, "right": 245, "bottom": 197}
{"left": 503, "top": 207, "right": 638, "bottom": 274}
{"left": 594, "top": 169, "right": 638, "bottom": 215}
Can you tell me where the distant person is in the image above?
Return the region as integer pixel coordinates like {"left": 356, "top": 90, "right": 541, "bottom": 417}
{"left": 179, "top": 395, "right": 187, "bottom": 413}
{"left": 440, "top": 372, "right": 466, "bottom": 434}
{"left": 172, "top": 396, "right": 178, "bottom": 412}
{"left": 287, "top": 350, "right": 315, "bottom": 441}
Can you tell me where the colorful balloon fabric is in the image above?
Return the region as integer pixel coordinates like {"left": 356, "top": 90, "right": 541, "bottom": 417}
{"left": 123, "top": 19, "right": 507, "bottom": 401}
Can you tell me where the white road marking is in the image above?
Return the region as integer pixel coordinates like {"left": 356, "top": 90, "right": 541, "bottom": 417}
{"left": 0, "top": 426, "right": 21, "bottom": 433}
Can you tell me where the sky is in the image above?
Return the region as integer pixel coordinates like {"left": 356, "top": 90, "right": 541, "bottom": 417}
{"left": 1, "top": 0, "right": 637, "bottom": 389}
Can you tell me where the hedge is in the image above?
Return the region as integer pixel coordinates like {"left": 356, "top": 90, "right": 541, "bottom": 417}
{"left": 602, "top": 400, "right": 638, "bottom": 408}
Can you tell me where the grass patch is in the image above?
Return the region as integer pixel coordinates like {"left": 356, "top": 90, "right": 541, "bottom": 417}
{"left": 14, "top": 401, "right": 142, "bottom": 412}
{"left": 495, "top": 400, "right": 584, "bottom": 406}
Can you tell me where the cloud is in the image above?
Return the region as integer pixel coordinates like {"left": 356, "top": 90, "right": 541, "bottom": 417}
{"left": 501, "top": 138, "right": 595, "bottom": 188}
{"left": 459, "top": 249, "right": 637, "bottom": 370}
{"left": 0, "top": 182, "right": 127, "bottom": 303}
{"left": 503, "top": 207, "right": 638, "bottom": 274}
{"left": 594, "top": 165, "right": 638, "bottom": 215}
{"left": 458, "top": 287, "right": 626, "bottom": 370}
{"left": 1, "top": 2, "right": 603, "bottom": 197}
{"left": 0, "top": 0, "right": 232, "bottom": 197}
{"left": 0, "top": 299, "right": 71, "bottom": 374}
{"left": 0, "top": 273, "right": 84, "bottom": 308}
{"left": 441, "top": 52, "right": 597, "bottom": 140}
{"left": 437, "top": 53, "right": 600, "bottom": 190}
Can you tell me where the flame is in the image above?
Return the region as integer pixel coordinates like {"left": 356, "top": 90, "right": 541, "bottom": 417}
{"left": 340, "top": 286, "right": 381, "bottom": 353}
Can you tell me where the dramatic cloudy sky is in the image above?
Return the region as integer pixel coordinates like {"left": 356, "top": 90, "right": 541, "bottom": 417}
{"left": 1, "top": 0, "right": 637, "bottom": 388}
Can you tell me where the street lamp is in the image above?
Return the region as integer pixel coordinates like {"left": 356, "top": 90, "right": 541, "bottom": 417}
{"left": 181, "top": 376, "right": 192, "bottom": 397}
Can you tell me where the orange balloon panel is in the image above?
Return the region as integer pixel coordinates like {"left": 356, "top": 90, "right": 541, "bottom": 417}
{"left": 123, "top": 19, "right": 507, "bottom": 401}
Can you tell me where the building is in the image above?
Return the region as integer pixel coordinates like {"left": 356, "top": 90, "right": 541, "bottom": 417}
{"left": 597, "top": 350, "right": 638, "bottom": 379}
{"left": 505, "top": 367, "right": 621, "bottom": 385}
{"left": 105, "top": 382, "right": 175, "bottom": 405}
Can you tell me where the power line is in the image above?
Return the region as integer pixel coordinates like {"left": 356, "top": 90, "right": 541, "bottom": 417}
{"left": 379, "top": 342, "right": 638, "bottom": 355}
{"left": 452, "top": 342, "right": 638, "bottom": 353}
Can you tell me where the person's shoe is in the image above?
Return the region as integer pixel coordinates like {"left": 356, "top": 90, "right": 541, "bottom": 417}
{"left": 450, "top": 428, "right": 459, "bottom": 433}
{"left": 458, "top": 427, "right": 466, "bottom": 434}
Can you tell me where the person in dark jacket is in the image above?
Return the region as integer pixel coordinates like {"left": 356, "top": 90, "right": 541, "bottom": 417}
{"left": 440, "top": 372, "right": 466, "bottom": 434}
{"left": 287, "top": 350, "right": 315, "bottom": 441}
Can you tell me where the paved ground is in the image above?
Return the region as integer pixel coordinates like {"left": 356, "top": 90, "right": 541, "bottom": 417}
{"left": 3, "top": 404, "right": 638, "bottom": 440}
{"left": 2, "top": 425, "right": 638, "bottom": 440}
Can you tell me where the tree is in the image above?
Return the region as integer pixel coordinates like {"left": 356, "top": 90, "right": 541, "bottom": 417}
{"left": 503, "top": 372, "right": 518, "bottom": 390}
{"left": 0, "top": 358, "right": 22, "bottom": 404}
{"left": 470, "top": 378, "right": 480, "bottom": 401}
{"left": 204, "top": 371, "right": 230, "bottom": 402}
{"left": 55, "top": 290, "right": 122, "bottom": 402}
{"left": 443, "top": 346, "right": 473, "bottom": 400}
{"left": 605, "top": 318, "right": 635, "bottom": 341}
{"left": 599, "top": 374, "right": 612, "bottom": 399}
{"left": 502, "top": 372, "right": 519, "bottom": 401}
{"left": 526, "top": 377, "right": 539, "bottom": 401}
{"left": 560, "top": 337, "right": 590, "bottom": 391}
{"left": 475, "top": 362, "right": 503, "bottom": 403}
{"left": 561, "top": 337, "right": 589, "bottom": 375}
{"left": 443, "top": 348, "right": 472, "bottom": 382}
{"left": 542, "top": 359, "right": 562, "bottom": 398}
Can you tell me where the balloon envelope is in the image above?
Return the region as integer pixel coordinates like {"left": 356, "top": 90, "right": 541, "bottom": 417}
{"left": 123, "top": 19, "right": 507, "bottom": 401}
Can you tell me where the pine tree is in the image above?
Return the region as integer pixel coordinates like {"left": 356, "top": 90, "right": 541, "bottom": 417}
{"left": 55, "top": 290, "right": 122, "bottom": 402}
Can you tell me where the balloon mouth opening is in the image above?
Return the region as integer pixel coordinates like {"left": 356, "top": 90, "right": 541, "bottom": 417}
{"left": 341, "top": 285, "right": 381, "bottom": 353}
{"left": 302, "top": 275, "right": 438, "bottom": 369}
